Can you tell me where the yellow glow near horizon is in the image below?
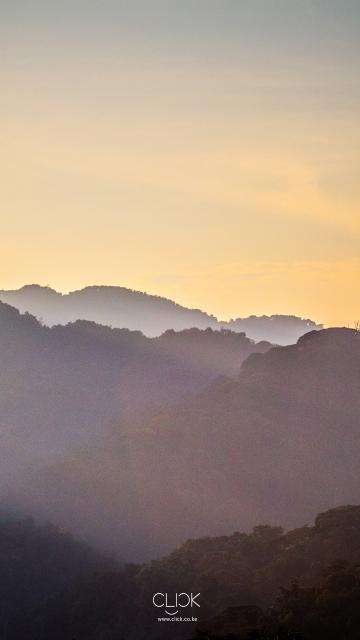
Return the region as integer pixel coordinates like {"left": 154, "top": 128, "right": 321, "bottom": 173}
{"left": 1, "top": 2, "right": 359, "bottom": 326}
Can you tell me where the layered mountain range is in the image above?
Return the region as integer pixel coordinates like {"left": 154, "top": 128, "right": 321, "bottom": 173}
{"left": 0, "top": 300, "right": 268, "bottom": 464}
{"left": 0, "top": 284, "right": 322, "bottom": 344}
{"left": 2, "top": 297, "right": 359, "bottom": 559}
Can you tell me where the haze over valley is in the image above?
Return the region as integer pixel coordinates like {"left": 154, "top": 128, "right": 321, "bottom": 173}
{"left": 0, "top": 296, "right": 359, "bottom": 561}
{"left": 1, "top": 1, "right": 360, "bottom": 637}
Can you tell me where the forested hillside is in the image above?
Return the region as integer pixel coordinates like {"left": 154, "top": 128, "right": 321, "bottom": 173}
{"left": 6, "top": 506, "right": 360, "bottom": 640}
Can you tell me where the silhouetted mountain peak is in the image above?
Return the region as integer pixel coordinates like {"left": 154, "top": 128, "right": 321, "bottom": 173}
{"left": 297, "top": 326, "right": 359, "bottom": 347}
{"left": 0, "top": 300, "right": 40, "bottom": 330}
{"left": 16, "top": 284, "right": 59, "bottom": 296}
{"left": 0, "top": 300, "right": 23, "bottom": 319}
{"left": 241, "top": 327, "right": 359, "bottom": 381}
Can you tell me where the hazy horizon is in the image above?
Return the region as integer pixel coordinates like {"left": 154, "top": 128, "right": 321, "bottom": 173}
{"left": 0, "top": 281, "right": 328, "bottom": 325}
{"left": 1, "top": 1, "right": 360, "bottom": 326}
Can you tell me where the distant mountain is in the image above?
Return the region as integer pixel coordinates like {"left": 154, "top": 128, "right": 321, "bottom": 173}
{"left": 0, "top": 284, "right": 218, "bottom": 335}
{"left": 221, "top": 314, "right": 322, "bottom": 345}
{"left": 0, "top": 285, "right": 322, "bottom": 343}
{"left": 10, "top": 326, "right": 360, "bottom": 559}
{"left": 7, "top": 505, "right": 360, "bottom": 640}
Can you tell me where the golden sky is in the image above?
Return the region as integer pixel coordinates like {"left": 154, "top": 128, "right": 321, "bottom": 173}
{"left": 1, "top": 1, "right": 359, "bottom": 325}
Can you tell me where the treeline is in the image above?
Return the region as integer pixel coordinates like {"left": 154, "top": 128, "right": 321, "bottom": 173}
{"left": 5, "top": 505, "right": 360, "bottom": 640}
{"left": 191, "top": 561, "right": 360, "bottom": 638}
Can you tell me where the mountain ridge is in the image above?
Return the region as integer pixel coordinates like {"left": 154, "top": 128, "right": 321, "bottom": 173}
{"left": 0, "top": 284, "right": 323, "bottom": 344}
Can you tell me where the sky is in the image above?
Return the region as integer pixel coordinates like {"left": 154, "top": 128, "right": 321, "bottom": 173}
{"left": 1, "top": 0, "right": 359, "bottom": 325}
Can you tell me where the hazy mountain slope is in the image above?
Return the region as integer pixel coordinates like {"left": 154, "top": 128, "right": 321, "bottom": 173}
{"left": 10, "top": 328, "right": 360, "bottom": 560}
{"left": 0, "top": 284, "right": 323, "bottom": 343}
{"left": 129, "top": 328, "right": 360, "bottom": 546}
{"left": 7, "top": 505, "right": 360, "bottom": 640}
{"left": 0, "top": 301, "right": 269, "bottom": 467}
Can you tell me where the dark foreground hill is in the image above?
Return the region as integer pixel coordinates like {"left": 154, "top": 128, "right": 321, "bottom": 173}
{"left": 6, "top": 505, "right": 360, "bottom": 640}
{"left": 0, "top": 284, "right": 322, "bottom": 343}
{"left": 9, "top": 327, "right": 360, "bottom": 559}
{"left": 0, "top": 515, "right": 113, "bottom": 629}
